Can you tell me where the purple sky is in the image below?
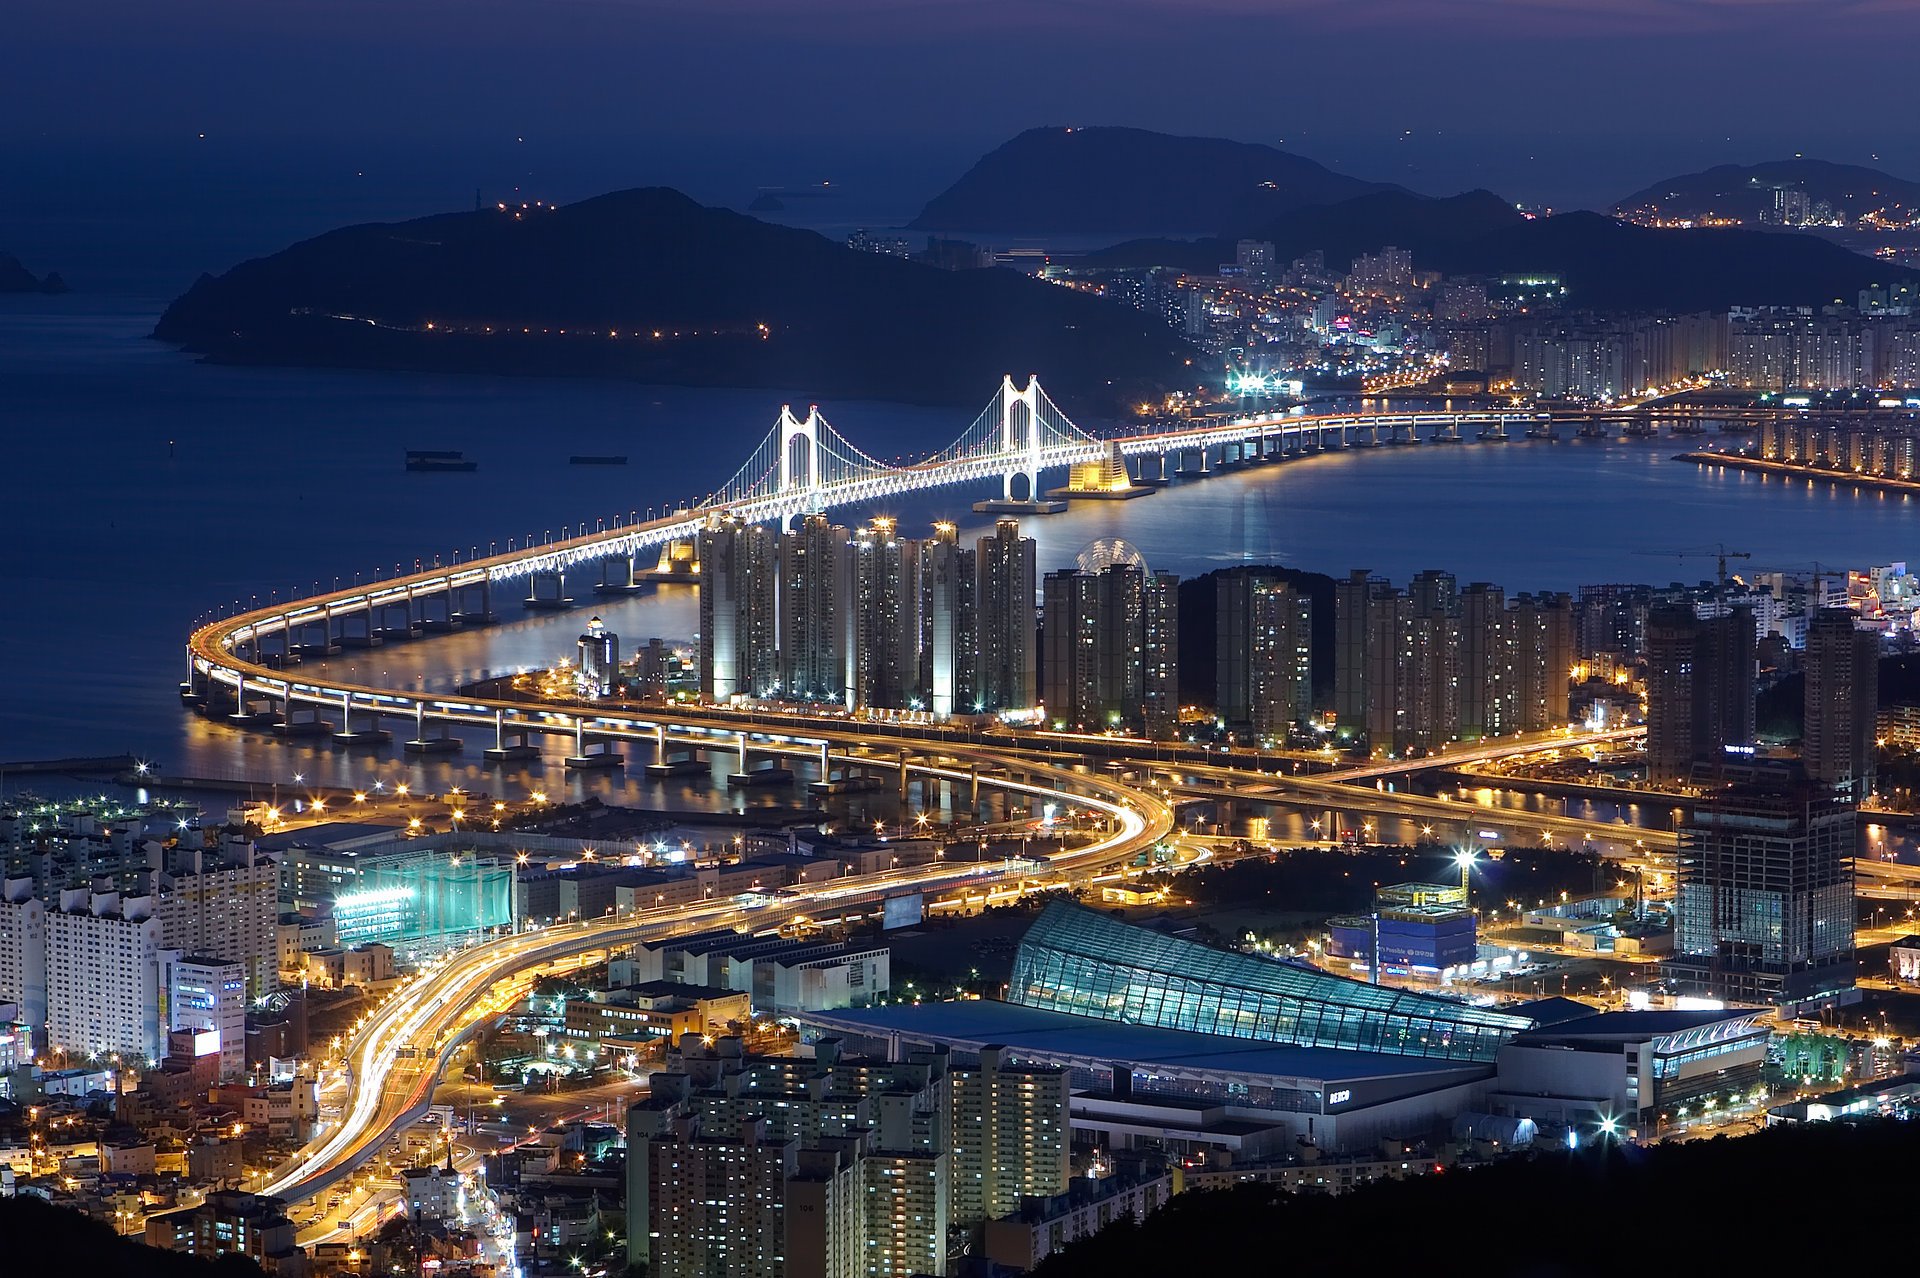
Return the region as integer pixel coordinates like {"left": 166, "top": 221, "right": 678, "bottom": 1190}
{"left": 6, "top": 0, "right": 1915, "bottom": 212}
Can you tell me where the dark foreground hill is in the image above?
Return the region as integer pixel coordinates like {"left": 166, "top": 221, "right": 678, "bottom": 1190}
{"left": 0, "top": 1195, "right": 262, "bottom": 1278}
{"left": 1035, "top": 1119, "right": 1920, "bottom": 1278}
{"left": 910, "top": 126, "right": 1394, "bottom": 234}
{"left": 153, "top": 188, "right": 1197, "bottom": 409}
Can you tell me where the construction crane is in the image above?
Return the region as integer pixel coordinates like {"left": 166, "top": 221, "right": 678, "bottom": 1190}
{"left": 1633, "top": 543, "right": 1753, "bottom": 586}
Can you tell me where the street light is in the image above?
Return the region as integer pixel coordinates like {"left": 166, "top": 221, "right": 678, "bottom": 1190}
{"left": 1454, "top": 848, "right": 1477, "bottom": 895}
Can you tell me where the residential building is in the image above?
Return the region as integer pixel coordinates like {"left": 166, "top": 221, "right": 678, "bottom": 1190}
{"left": 0, "top": 878, "right": 46, "bottom": 1033}
{"left": 976, "top": 519, "right": 1037, "bottom": 712}
{"left": 919, "top": 522, "right": 977, "bottom": 718}
{"left": 949, "top": 1047, "right": 1071, "bottom": 1227}
{"left": 779, "top": 514, "right": 852, "bottom": 704}
{"left": 1215, "top": 570, "right": 1311, "bottom": 736}
{"left": 145, "top": 1191, "right": 299, "bottom": 1271}
{"left": 152, "top": 841, "right": 279, "bottom": 999}
{"left": 846, "top": 517, "right": 918, "bottom": 710}
{"left": 1803, "top": 608, "right": 1880, "bottom": 801}
{"left": 45, "top": 889, "right": 165, "bottom": 1062}
{"left": 159, "top": 952, "right": 247, "bottom": 1081}
{"left": 1645, "top": 603, "right": 1756, "bottom": 785}
{"left": 699, "top": 513, "right": 778, "bottom": 700}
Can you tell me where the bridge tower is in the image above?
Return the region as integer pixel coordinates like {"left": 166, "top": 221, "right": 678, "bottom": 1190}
{"left": 999, "top": 374, "right": 1045, "bottom": 502}
{"left": 775, "top": 404, "right": 825, "bottom": 528}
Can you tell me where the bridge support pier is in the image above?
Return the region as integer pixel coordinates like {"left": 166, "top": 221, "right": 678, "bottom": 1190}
{"left": 332, "top": 691, "right": 392, "bottom": 746}
{"left": 453, "top": 580, "right": 495, "bottom": 625}
{"left": 644, "top": 727, "right": 707, "bottom": 777}
{"left": 484, "top": 710, "right": 540, "bottom": 763}
{"left": 728, "top": 730, "right": 793, "bottom": 788}
{"left": 403, "top": 703, "right": 462, "bottom": 754}
{"left": 524, "top": 571, "right": 574, "bottom": 611}
{"left": 565, "top": 718, "right": 624, "bottom": 770}
{"left": 594, "top": 555, "right": 644, "bottom": 596}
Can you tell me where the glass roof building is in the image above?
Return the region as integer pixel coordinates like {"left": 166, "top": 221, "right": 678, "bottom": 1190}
{"left": 1007, "top": 901, "right": 1533, "bottom": 1063}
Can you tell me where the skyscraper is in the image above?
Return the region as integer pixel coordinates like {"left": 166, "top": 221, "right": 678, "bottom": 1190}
{"left": 576, "top": 616, "right": 619, "bottom": 698}
{"left": 1803, "top": 608, "right": 1879, "bottom": 800}
{"left": 846, "top": 517, "right": 917, "bottom": 710}
{"left": 918, "top": 522, "right": 977, "bottom": 718}
{"left": 1670, "top": 767, "right": 1855, "bottom": 1005}
{"left": 1645, "top": 604, "right": 1756, "bottom": 785}
{"left": 976, "top": 519, "right": 1037, "bottom": 713}
{"left": 1215, "top": 571, "right": 1311, "bottom": 737}
{"left": 948, "top": 1047, "right": 1072, "bottom": 1226}
{"left": 779, "top": 514, "right": 851, "bottom": 704}
{"left": 1511, "top": 591, "right": 1574, "bottom": 732}
{"left": 1334, "top": 569, "right": 1393, "bottom": 734}
{"left": 1459, "top": 583, "right": 1512, "bottom": 738}
{"left": 698, "top": 514, "right": 777, "bottom": 701}
{"left": 1043, "top": 561, "right": 1178, "bottom": 735}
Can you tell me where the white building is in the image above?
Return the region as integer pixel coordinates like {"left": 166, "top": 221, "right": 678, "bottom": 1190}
{"left": 0, "top": 879, "right": 48, "bottom": 1033}
{"left": 402, "top": 1165, "right": 458, "bottom": 1220}
{"left": 160, "top": 952, "right": 247, "bottom": 1080}
{"left": 45, "top": 890, "right": 165, "bottom": 1063}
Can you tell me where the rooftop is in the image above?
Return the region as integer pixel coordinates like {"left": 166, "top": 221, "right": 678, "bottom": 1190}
{"left": 800, "top": 1000, "right": 1492, "bottom": 1088}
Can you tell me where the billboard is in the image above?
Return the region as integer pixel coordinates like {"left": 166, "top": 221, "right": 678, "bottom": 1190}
{"left": 882, "top": 893, "right": 925, "bottom": 930}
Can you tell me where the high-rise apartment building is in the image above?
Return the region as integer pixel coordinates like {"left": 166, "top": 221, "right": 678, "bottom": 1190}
{"left": 1803, "top": 609, "right": 1879, "bottom": 800}
{"left": 976, "top": 519, "right": 1037, "bottom": 713}
{"left": 948, "top": 1047, "right": 1072, "bottom": 1226}
{"left": 918, "top": 523, "right": 977, "bottom": 718}
{"left": 1340, "top": 571, "right": 1568, "bottom": 752}
{"left": 45, "top": 889, "right": 165, "bottom": 1062}
{"left": 847, "top": 517, "right": 918, "bottom": 710}
{"left": 1645, "top": 604, "right": 1756, "bottom": 786}
{"left": 1043, "top": 563, "right": 1178, "bottom": 735}
{"left": 153, "top": 840, "right": 279, "bottom": 1000}
{"left": 699, "top": 514, "right": 777, "bottom": 700}
{"left": 1669, "top": 769, "right": 1855, "bottom": 1004}
{"left": 0, "top": 878, "right": 47, "bottom": 1034}
{"left": 780, "top": 514, "right": 852, "bottom": 704}
{"left": 627, "top": 1038, "right": 953, "bottom": 1278}
{"left": 1215, "top": 571, "right": 1312, "bottom": 737}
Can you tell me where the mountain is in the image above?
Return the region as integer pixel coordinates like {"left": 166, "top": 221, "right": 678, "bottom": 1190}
{"left": 1084, "top": 189, "right": 1524, "bottom": 272}
{"left": 909, "top": 126, "right": 1394, "bottom": 235}
{"left": 152, "top": 188, "right": 1197, "bottom": 409}
{"left": 1087, "top": 204, "right": 1910, "bottom": 312}
{"left": 1613, "top": 158, "right": 1920, "bottom": 225}
{"left": 0, "top": 251, "right": 68, "bottom": 293}
{"left": 1432, "top": 211, "right": 1913, "bottom": 311}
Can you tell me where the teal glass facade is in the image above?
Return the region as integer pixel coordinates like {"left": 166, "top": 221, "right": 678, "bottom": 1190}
{"left": 1008, "top": 902, "right": 1532, "bottom": 1063}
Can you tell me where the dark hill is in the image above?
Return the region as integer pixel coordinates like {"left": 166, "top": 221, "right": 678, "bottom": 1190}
{"left": 1035, "top": 1119, "right": 1920, "bottom": 1278}
{"left": 1086, "top": 189, "right": 1523, "bottom": 272}
{"left": 1614, "top": 157, "right": 1920, "bottom": 224}
{"left": 909, "top": 126, "right": 1393, "bottom": 235}
{"left": 1434, "top": 210, "right": 1915, "bottom": 310}
{"left": 0, "top": 1195, "right": 262, "bottom": 1278}
{"left": 0, "top": 251, "right": 67, "bottom": 293}
{"left": 152, "top": 188, "right": 1197, "bottom": 409}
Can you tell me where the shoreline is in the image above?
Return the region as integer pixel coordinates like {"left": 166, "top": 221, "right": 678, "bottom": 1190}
{"left": 1677, "top": 450, "right": 1920, "bottom": 497}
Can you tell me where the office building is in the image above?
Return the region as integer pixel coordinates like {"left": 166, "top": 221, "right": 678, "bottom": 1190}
{"left": 1645, "top": 603, "right": 1756, "bottom": 785}
{"left": 152, "top": 841, "right": 280, "bottom": 999}
{"left": 949, "top": 1046, "right": 1071, "bottom": 1226}
{"left": 1669, "top": 769, "right": 1856, "bottom": 1005}
{"left": 1215, "top": 570, "right": 1312, "bottom": 737}
{"left": 847, "top": 517, "right": 917, "bottom": 710}
{"left": 1803, "top": 608, "right": 1880, "bottom": 800}
{"left": 918, "top": 522, "right": 977, "bottom": 718}
{"left": 780, "top": 514, "right": 852, "bottom": 704}
{"left": 160, "top": 952, "right": 247, "bottom": 1081}
{"left": 45, "top": 889, "right": 165, "bottom": 1063}
{"left": 0, "top": 878, "right": 47, "bottom": 1033}
{"left": 577, "top": 616, "right": 619, "bottom": 697}
{"left": 976, "top": 518, "right": 1037, "bottom": 712}
{"left": 699, "top": 513, "right": 778, "bottom": 700}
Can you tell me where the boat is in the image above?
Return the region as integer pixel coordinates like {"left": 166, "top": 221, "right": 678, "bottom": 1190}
{"left": 406, "top": 450, "right": 477, "bottom": 472}
{"left": 569, "top": 455, "right": 629, "bottom": 466}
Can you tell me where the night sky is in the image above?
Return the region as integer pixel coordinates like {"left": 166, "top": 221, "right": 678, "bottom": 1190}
{"left": 5, "top": 0, "right": 1916, "bottom": 251}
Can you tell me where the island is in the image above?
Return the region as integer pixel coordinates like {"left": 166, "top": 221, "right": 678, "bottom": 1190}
{"left": 151, "top": 187, "right": 1197, "bottom": 410}
{"left": 0, "top": 251, "right": 68, "bottom": 294}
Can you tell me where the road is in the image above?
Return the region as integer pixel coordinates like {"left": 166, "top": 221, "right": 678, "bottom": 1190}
{"left": 256, "top": 760, "right": 1170, "bottom": 1208}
